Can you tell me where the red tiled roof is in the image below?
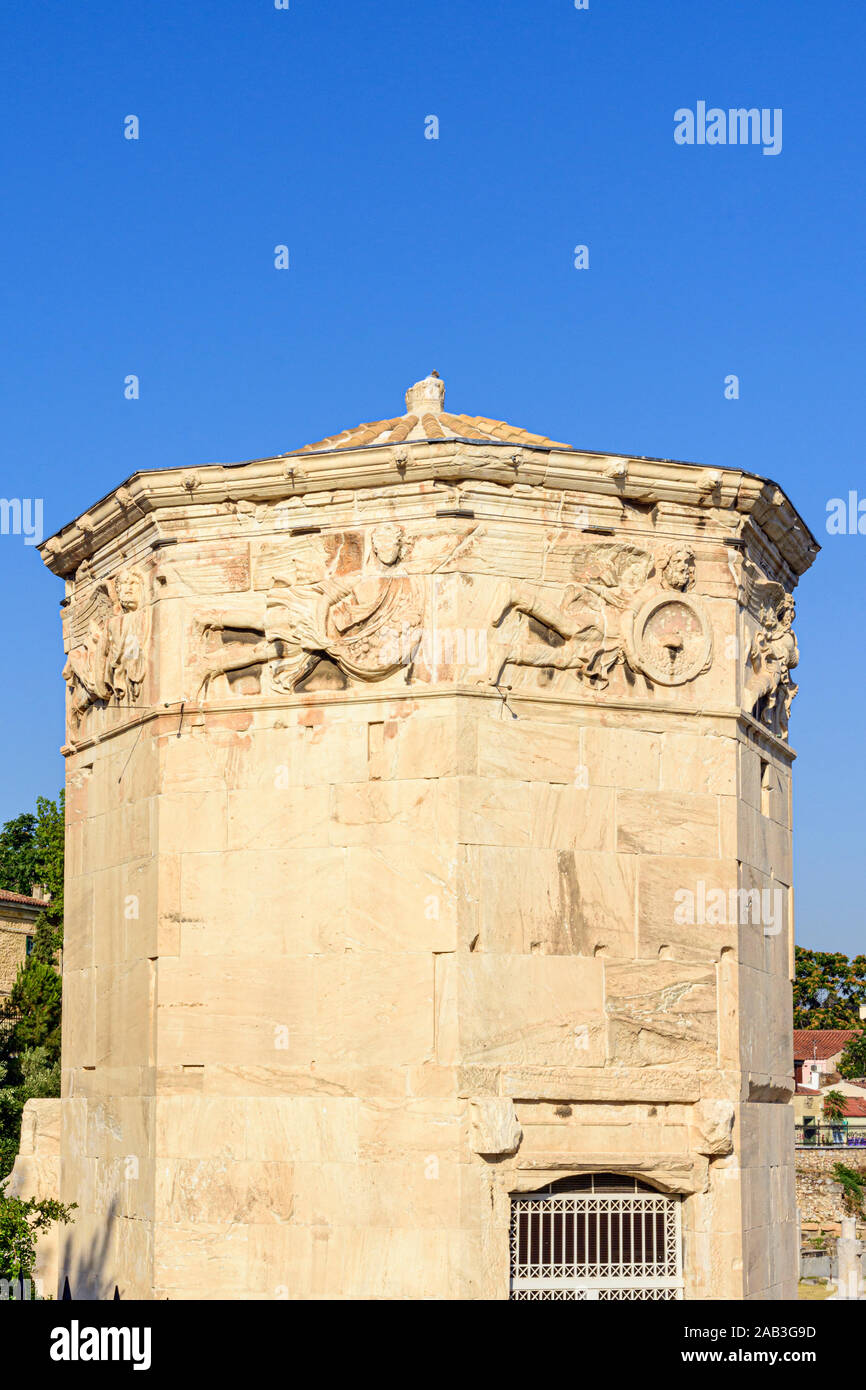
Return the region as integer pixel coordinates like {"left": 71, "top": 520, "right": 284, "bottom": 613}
{"left": 793, "top": 1029, "right": 860, "bottom": 1060}
{"left": 0, "top": 888, "right": 45, "bottom": 908}
{"left": 843, "top": 1098, "right": 866, "bottom": 1119}
{"left": 795, "top": 1084, "right": 822, "bottom": 1095}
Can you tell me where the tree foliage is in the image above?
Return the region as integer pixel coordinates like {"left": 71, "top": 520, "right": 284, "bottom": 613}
{"left": 822, "top": 1090, "right": 848, "bottom": 1123}
{"left": 0, "top": 814, "right": 38, "bottom": 897}
{"left": 839, "top": 1030, "right": 866, "bottom": 1080}
{"left": 5, "top": 964, "right": 62, "bottom": 1063}
{"left": 0, "top": 793, "right": 64, "bottom": 961}
{"left": 0, "top": 794, "right": 65, "bottom": 1186}
{"left": 0, "top": 1066, "right": 22, "bottom": 1184}
{"left": 0, "top": 1181, "right": 75, "bottom": 1288}
{"left": 793, "top": 947, "right": 866, "bottom": 1028}
{"left": 32, "top": 793, "right": 64, "bottom": 958}
{"left": 831, "top": 1163, "right": 866, "bottom": 1218}
{"left": 0, "top": 1049, "right": 62, "bottom": 1184}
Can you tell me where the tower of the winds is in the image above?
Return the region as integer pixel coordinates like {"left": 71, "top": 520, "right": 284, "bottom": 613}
{"left": 41, "top": 374, "right": 816, "bottom": 1300}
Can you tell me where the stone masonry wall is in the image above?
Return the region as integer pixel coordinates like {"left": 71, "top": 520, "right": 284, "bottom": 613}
{"left": 0, "top": 923, "right": 28, "bottom": 996}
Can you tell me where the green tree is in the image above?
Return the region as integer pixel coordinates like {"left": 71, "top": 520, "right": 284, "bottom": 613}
{"left": 0, "top": 813, "right": 38, "bottom": 896}
{"left": 793, "top": 947, "right": 866, "bottom": 1028}
{"left": 6, "top": 964, "right": 62, "bottom": 1062}
{"left": 0, "top": 1181, "right": 75, "bottom": 1290}
{"left": 30, "top": 794, "right": 64, "bottom": 962}
{"left": 839, "top": 1030, "right": 866, "bottom": 1080}
{"left": 0, "top": 793, "right": 64, "bottom": 961}
{"left": 0, "top": 1065, "right": 23, "bottom": 1183}
{"left": 0, "top": 794, "right": 65, "bottom": 1189}
{"left": 16, "top": 1046, "right": 61, "bottom": 1099}
{"left": 822, "top": 1090, "right": 848, "bottom": 1123}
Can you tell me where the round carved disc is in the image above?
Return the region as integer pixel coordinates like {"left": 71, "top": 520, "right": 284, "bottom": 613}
{"left": 631, "top": 594, "right": 713, "bottom": 685}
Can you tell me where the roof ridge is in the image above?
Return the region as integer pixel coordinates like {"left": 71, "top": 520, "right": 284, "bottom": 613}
{"left": 0, "top": 887, "right": 46, "bottom": 906}
{"left": 291, "top": 380, "right": 574, "bottom": 455}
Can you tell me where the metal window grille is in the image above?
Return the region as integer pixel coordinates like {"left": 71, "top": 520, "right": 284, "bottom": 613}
{"left": 509, "top": 1175, "right": 683, "bottom": 1300}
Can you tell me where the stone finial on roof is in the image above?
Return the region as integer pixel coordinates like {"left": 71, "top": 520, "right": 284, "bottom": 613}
{"left": 405, "top": 372, "right": 444, "bottom": 417}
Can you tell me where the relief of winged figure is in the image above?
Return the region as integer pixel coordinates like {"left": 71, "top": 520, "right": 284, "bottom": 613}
{"left": 740, "top": 559, "right": 799, "bottom": 740}
{"left": 63, "top": 569, "right": 150, "bottom": 733}
{"left": 489, "top": 543, "right": 662, "bottom": 690}
{"left": 191, "top": 524, "right": 427, "bottom": 698}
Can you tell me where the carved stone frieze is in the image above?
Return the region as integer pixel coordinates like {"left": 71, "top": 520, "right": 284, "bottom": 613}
{"left": 489, "top": 541, "right": 711, "bottom": 692}
{"left": 62, "top": 567, "right": 150, "bottom": 732}
{"left": 741, "top": 558, "right": 799, "bottom": 740}
{"left": 184, "top": 531, "right": 723, "bottom": 701}
{"left": 191, "top": 523, "right": 429, "bottom": 698}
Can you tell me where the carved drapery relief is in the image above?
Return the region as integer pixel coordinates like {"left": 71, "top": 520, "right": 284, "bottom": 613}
{"left": 63, "top": 568, "right": 150, "bottom": 732}
{"left": 490, "top": 542, "right": 710, "bottom": 691}
{"left": 741, "top": 559, "right": 799, "bottom": 740}
{"left": 59, "top": 536, "right": 801, "bottom": 736}
{"left": 268, "top": 523, "right": 426, "bottom": 692}
{"left": 191, "top": 524, "right": 428, "bottom": 698}
{"left": 180, "top": 527, "right": 778, "bottom": 705}
{"left": 187, "top": 534, "right": 718, "bottom": 699}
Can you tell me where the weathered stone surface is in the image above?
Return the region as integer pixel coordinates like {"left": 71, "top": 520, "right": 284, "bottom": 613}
{"left": 605, "top": 962, "right": 717, "bottom": 1067}
{"left": 691, "top": 1099, "right": 735, "bottom": 1155}
{"left": 41, "top": 374, "right": 813, "bottom": 1300}
{"left": 457, "top": 955, "right": 605, "bottom": 1068}
{"left": 617, "top": 791, "right": 719, "bottom": 857}
{"left": 468, "top": 1098, "right": 523, "bottom": 1156}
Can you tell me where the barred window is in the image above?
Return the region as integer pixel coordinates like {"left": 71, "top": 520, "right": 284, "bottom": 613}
{"left": 509, "top": 1175, "right": 683, "bottom": 1300}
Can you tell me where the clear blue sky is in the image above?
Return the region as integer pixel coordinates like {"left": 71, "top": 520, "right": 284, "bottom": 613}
{"left": 0, "top": 1, "right": 862, "bottom": 955}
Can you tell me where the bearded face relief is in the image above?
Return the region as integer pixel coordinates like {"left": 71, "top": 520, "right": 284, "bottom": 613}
{"left": 488, "top": 540, "right": 712, "bottom": 693}
{"left": 659, "top": 545, "right": 696, "bottom": 592}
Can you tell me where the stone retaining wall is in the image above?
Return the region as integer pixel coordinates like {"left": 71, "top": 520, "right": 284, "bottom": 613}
{"left": 796, "top": 1150, "right": 866, "bottom": 1233}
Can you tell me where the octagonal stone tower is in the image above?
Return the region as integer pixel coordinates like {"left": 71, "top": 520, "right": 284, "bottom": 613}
{"left": 41, "top": 375, "right": 817, "bottom": 1300}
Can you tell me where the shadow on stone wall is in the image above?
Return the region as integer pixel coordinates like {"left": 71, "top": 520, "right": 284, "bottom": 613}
{"left": 58, "top": 1197, "right": 118, "bottom": 1301}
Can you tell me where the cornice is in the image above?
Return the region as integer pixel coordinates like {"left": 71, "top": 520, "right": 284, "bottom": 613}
{"left": 39, "top": 438, "right": 819, "bottom": 583}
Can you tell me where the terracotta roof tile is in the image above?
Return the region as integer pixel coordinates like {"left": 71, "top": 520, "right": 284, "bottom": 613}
{"left": 421, "top": 413, "right": 445, "bottom": 439}
{"left": 793, "top": 1029, "right": 860, "bottom": 1060}
{"left": 386, "top": 416, "right": 418, "bottom": 443}
{"left": 0, "top": 888, "right": 45, "bottom": 908}
{"left": 287, "top": 376, "right": 572, "bottom": 456}
{"left": 440, "top": 413, "right": 489, "bottom": 439}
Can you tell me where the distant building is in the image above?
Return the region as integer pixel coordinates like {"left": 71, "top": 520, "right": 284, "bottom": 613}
{"left": 0, "top": 887, "right": 47, "bottom": 997}
{"left": 793, "top": 1028, "right": 860, "bottom": 1088}
{"left": 793, "top": 1029, "right": 866, "bottom": 1147}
